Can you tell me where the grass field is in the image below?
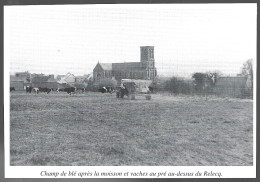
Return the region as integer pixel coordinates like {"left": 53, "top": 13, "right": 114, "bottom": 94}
{"left": 9, "top": 91, "right": 253, "bottom": 166}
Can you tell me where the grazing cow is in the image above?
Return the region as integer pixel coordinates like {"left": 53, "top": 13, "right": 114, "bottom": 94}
{"left": 26, "top": 86, "right": 33, "bottom": 93}
{"left": 39, "top": 87, "right": 52, "bottom": 94}
{"left": 57, "top": 88, "right": 65, "bottom": 92}
{"left": 98, "top": 86, "right": 113, "bottom": 94}
{"left": 10, "top": 87, "right": 15, "bottom": 92}
{"left": 64, "top": 87, "right": 76, "bottom": 95}
{"left": 106, "top": 86, "right": 113, "bottom": 94}
{"left": 33, "top": 88, "right": 39, "bottom": 94}
{"left": 57, "top": 87, "right": 76, "bottom": 95}
{"left": 98, "top": 87, "right": 107, "bottom": 93}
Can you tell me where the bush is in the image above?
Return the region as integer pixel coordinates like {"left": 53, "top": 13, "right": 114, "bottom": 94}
{"left": 86, "top": 78, "right": 118, "bottom": 92}
{"left": 149, "top": 81, "right": 166, "bottom": 93}
{"left": 97, "top": 78, "right": 117, "bottom": 88}
{"left": 164, "top": 77, "right": 192, "bottom": 94}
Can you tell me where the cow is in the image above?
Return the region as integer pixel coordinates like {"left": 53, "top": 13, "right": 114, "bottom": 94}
{"left": 57, "top": 87, "right": 76, "bottom": 95}
{"left": 39, "top": 87, "right": 52, "bottom": 94}
{"left": 98, "top": 86, "right": 113, "bottom": 94}
{"left": 57, "top": 88, "right": 65, "bottom": 92}
{"left": 106, "top": 86, "right": 113, "bottom": 94}
{"left": 33, "top": 88, "right": 39, "bottom": 94}
{"left": 64, "top": 87, "right": 76, "bottom": 95}
{"left": 26, "top": 86, "right": 33, "bottom": 93}
{"left": 10, "top": 87, "right": 15, "bottom": 92}
{"left": 81, "top": 88, "right": 86, "bottom": 93}
{"left": 98, "top": 87, "right": 107, "bottom": 93}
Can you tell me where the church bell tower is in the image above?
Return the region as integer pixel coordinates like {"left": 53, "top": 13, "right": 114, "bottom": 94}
{"left": 140, "top": 46, "right": 154, "bottom": 62}
{"left": 140, "top": 46, "right": 156, "bottom": 80}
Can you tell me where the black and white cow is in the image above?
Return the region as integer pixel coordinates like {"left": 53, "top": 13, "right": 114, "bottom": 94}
{"left": 57, "top": 88, "right": 65, "bottom": 92}
{"left": 57, "top": 87, "right": 76, "bottom": 95}
{"left": 33, "top": 88, "right": 39, "bottom": 94}
{"left": 39, "top": 87, "right": 52, "bottom": 94}
{"left": 98, "top": 86, "right": 113, "bottom": 94}
{"left": 64, "top": 87, "right": 76, "bottom": 95}
{"left": 81, "top": 88, "right": 86, "bottom": 93}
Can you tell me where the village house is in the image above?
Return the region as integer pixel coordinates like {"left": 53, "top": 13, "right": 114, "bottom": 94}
{"left": 75, "top": 74, "right": 91, "bottom": 83}
{"left": 30, "top": 73, "right": 45, "bottom": 79}
{"left": 31, "top": 75, "right": 58, "bottom": 89}
{"left": 10, "top": 75, "right": 25, "bottom": 91}
{"left": 57, "top": 72, "right": 76, "bottom": 85}
{"left": 14, "top": 71, "right": 31, "bottom": 81}
{"left": 10, "top": 71, "right": 33, "bottom": 90}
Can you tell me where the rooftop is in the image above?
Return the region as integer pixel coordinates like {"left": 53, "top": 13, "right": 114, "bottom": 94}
{"left": 99, "top": 63, "right": 113, "bottom": 71}
{"left": 32, "top": 76, "right": 57, "bottom": 82}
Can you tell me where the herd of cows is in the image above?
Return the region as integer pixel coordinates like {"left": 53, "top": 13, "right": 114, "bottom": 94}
{"left": 10, "top": 86, "right": 114, "bottom": 95}
{"left": 10, "top": 85, "right": 153, "bottom": 99}
{"left": 10, "top": 86, "right": 83, "bottom": 95}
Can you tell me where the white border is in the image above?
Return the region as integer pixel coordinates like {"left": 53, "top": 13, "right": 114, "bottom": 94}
{"left": 4, "top": 4, "right": 257, "bottom": 178}
{"left": 4, "top": 166, "right": 257, "bottom": 178}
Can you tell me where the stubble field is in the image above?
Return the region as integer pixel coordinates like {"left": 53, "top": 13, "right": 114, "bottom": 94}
{"left": 9, "top": 91, "right": 253, "bottom": 166}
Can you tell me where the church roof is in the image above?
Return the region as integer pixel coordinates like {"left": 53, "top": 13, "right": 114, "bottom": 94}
{"left": 112, "top": 62, "right": 145, "bottom": 71}
{"left": 99, "top": 63, "right": 113, "bottom": 71}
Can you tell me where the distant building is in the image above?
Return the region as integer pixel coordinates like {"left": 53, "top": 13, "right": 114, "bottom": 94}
{"left": 57, "top": 72, "right": 76, "bottom": 85}
{"left": 56, "top": 75, "right": 65, "bottom": 81}
{"left": 10, "top": 72, "right": 33, "bottom": 90}
{"left": 15, "top": 71, "right": 31, "bottom": 80}
{"left": 15, "top": 71, "right": 29, "bottom": 77}
{"left": 93, "top": 46, "right": 157, "bottom": 84}
{"left": 10, "top": 75, "right": 24, "bottom": 91}
{"left": 214, "top": 76, "right": 252, "bottom": 98}
{"left": 31, "top": 76, "right": 58, "bottom": 89}
{"left": 75, "top": 74, "right": 90, "bottom": 83}
{"left": 31, "top": 73, "right": 45, "bottom": 79}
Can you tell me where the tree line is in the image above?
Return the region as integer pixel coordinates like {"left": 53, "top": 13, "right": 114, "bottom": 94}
{"left": 151, "top": 59, "right": 253, "bottom": 96}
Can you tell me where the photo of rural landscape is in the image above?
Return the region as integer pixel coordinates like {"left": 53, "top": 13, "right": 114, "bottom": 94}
{"left": 6, "top": 4, "right": 255, "bottom": 166}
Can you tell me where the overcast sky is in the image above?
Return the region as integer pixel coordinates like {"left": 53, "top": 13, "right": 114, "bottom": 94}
{"left": 5, "top": 4, "right": 256, "bottom": 78}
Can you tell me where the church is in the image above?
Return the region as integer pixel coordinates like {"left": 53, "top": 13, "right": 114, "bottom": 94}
{"left": 93, "top": 46, "right": 157, "bottom": 84}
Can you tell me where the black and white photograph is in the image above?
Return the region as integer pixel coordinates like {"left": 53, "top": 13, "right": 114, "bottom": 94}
{"left": 4, "top": 3, "right": 256, "bottom": 178}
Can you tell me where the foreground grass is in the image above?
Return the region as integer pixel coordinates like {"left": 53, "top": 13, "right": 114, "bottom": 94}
{"left": 10, "top": 92, "right": 253, "bottom": 166}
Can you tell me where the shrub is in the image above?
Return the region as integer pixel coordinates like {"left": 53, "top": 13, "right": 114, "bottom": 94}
{"left": 86, "top": 78, "right": 118, "bottom": 92}
{"left": 164, "top": 77, "right": 192, "bottom": 94}
{"left": 97, "top": 78, "right": 117, "bottom": 88}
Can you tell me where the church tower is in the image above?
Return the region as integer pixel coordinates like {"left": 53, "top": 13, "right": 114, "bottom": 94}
{"left": 140, "top": 46, "right": 157, "bottom": 80}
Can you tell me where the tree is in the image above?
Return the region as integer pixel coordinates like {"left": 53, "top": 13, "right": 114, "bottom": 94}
{"left": 206, "top": 71, "right": 222, "bottom": 87}
{"left": 26, "top": 76, "right": 31, "bottom": 83}
{"left": 193, "top": 71, "right": 222, "bottom": 90}
{"left": 192, "top": 73, "right": 207, "bottom": 92}
{"left": 240, "top": 59, "right": 253, "bottom": 89}
{"left": 97, "top": 78, "right": 117, "bottom": 88}
{"left": 164, "top": 76, "right": 191, "bottom": 94}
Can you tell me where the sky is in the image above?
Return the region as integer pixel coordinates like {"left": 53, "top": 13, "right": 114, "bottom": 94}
{"left": 5, "top": 4, "right": 256, "bottom": 78}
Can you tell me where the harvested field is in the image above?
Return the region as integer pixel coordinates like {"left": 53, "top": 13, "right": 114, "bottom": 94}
{"left": 9, "top": 91, "right": 253, "bottom": 166}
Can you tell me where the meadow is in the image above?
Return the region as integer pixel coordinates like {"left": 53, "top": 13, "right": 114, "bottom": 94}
{"left": 9, "top": 91, "right": 253, "bottom": 166}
